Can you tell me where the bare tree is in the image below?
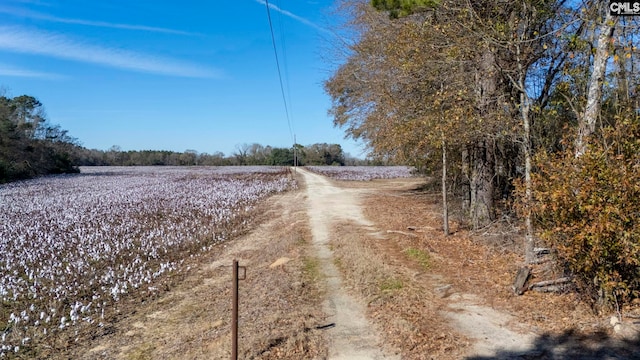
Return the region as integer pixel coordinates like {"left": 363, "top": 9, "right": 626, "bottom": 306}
{"left": 575, "top": 3, "right": 618, "bottom": 157}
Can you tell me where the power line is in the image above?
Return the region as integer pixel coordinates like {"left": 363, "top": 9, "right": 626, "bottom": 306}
{"left": 273, "top": 0, "right": 294, "bottom": 136}
{"left": 276, "top": 4, "right": 296, "bottom": 138}
{"left": 263, "top": 0, "right": 295, "bottom": 143}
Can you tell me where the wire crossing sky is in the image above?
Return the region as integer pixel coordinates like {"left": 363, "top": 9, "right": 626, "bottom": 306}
{"left": 0, "top": 0, "right": 365, "bottom": 157}
{"left": 263, "top": 0, "right": 295, "bottom": 143}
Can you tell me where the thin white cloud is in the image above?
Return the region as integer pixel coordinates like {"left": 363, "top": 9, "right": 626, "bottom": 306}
{"left": 254, "top": 0, "right": 331, "bottom": 35}
{"left": 0, "top": 62, "right": 62, "bottom": 79}
{"left": 0, "top": 26, "right": 221, "bottom": 78}
{"left": 9, "top": 0, "right": 52, "bottom": 6}
{"left": 0, "top": 6, "right": 197, "bottom": 35}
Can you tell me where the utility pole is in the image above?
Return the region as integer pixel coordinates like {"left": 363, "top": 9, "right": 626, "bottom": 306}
{"left": 293, "top": 134, "right": 298, "bottom": 171}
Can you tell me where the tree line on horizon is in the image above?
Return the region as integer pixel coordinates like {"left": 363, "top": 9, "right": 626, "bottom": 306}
{"left": 326, "top": 0, "right": 640, "bottom": 308}
{"left": 0, "top": 92, "right": 381, "bottom": 183}
{"left": 74, "top": 142, "right": 374, "bottom": 167}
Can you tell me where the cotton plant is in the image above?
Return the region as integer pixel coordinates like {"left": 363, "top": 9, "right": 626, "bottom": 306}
{"left": 0, "top": 166, "right": 295, "bottom": 357}
{"left": 306, "top": 166, "right": 415, "bottom": 181}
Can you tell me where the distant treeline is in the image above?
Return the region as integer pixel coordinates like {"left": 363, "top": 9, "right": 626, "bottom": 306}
{"left": 74, "top": 142, "right": 378, "bottom": 167}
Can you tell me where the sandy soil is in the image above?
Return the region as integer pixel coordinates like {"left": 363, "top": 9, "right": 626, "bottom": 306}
{"left": 299, "top": 168, "right": 398, "bottom": 359}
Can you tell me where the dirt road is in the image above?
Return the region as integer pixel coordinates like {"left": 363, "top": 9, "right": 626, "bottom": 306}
{"left": 299, "top": 168, "right": 398, "bottom": 359}
{"left": 299, "top": 169, "right": 539, "bottom": 359}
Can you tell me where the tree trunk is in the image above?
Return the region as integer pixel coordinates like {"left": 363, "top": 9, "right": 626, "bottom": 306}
{"left": 468, "top": 47, "right": 498, "bottom": 230}
{"left": 575, "top": 8, "right": 617, "bottom": 157}
{"left": 469, "top": 139, "right": 495, "bottom": 230}
{"left": 476, "top": 50, "right": 497, "bottom": 111}
{"left": 522, "top": 94, "right": 534, "bottom": 264}
{"left": 513, "top": 34, "right": 535, "bottom": 264}
{"left": 442, "top": 137, "right": 449, "bottom": 235}
{"left": 461, "top": 148, "right": 470, "bottom": 215}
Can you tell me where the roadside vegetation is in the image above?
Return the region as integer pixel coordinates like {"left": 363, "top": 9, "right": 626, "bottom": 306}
{"left": 341, "top": 180, "right": 639, "bottom": 359}
{"left": 326, "top": 0, "right": 640, "bottom": 311}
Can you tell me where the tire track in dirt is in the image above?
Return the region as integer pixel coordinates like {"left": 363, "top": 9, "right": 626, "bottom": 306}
{"left": 299, "top": 168, "right": 398, "bottom": 360}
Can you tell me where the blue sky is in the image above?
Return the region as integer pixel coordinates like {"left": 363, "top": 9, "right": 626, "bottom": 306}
{"left": 0, "top": 0, "right": 366, "bottom": 157}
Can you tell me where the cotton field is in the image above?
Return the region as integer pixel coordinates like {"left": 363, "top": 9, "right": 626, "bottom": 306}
{"left": 305, "top": 166, "right": 415, "bottom": 181}
{"left": 0, "top": 166, "right": 295, "bottom": 357}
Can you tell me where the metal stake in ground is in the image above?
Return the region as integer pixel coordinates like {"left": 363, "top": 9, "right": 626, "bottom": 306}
{"left": 231, "top": 259, "right": 246, "bottom": 360}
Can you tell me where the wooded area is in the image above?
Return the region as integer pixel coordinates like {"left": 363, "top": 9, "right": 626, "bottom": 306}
{"left": 325, "top": 0, "right": 640, "bottom": 308}
{"left": 0, "top": 94, "right": 78, "bottom": 182}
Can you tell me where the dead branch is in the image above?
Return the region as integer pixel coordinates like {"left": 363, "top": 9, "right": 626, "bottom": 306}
{"left": 528, "top": 277, "right": 572, "bottom": 290}
{"left": 534, "top": 247, "right": 551, "bottom": 256}
{"left": 386, "top": 230, "right": 418, "bottom": 238}
{"left": 529, "top": 258, "right": 552, "bottom": 265}
{"left": 513, "top": 266, "right": 531, "bottom": 295}
{"left": 407, "top": 226, "right": 435, "bottom": 232}
{"left": 531, "top": 285, "right": 565, "bottom": 293}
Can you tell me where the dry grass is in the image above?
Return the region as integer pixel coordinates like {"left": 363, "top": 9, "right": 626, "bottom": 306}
{"left": 57, "top": 187, "right": 328, "bottom": 360}
{"left": 324, "top": 175, "right": 630, "bottom": 359}
{"left": 330, "top": 219, "right": 469, "bottom": 359}
{"left": 357, "top": 179, "right": 619, "bottom": 351}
